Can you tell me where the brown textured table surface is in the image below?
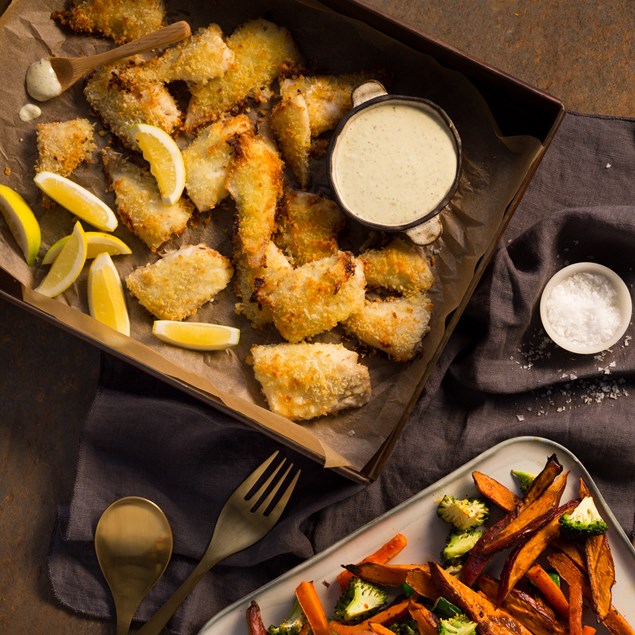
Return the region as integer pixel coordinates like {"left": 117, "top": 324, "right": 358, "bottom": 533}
{"left": 0, "top": 2, "right": 633, "bottom": 634}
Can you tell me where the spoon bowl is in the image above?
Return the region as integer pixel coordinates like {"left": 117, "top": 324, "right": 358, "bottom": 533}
{"left": 27, "top": 21, "right": 191, "bottom": 101}
{"left": 95, "top": 497, "right": 173, "bottom": 635}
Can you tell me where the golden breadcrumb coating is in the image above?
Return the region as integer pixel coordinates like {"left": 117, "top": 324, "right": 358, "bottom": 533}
{"left": 269, "top": 93, "right": 311, "bottom": 188}
{"left": 251, "top": 342, "right": 371, "bottom": 421}
{"left": 51, "top": 0, "right": 166, "bottom": 44}
{"left": 126, "top": 244, "right": 233, "bottom": 321}
{"left": 102, "top": 148, "right": 193, "bottom": 252}
{"left": 361, "top": 237, "right": 435, "bottom": 295}
{"left": 276, "top": 189, "right": 345, "bottom": 266}
{"left": 185, "top": 19, "right": 303, "bottom": 131}
{"left": 182, "top": 114, "right": 253, "bottom": 213}
{"left": 260, "top": 250, "right": 365, "bottom": 343}
{"left": 344, "top": 293, "right": 433, "bottom": 362}
{"left": 279, "top": 72, "right": 368, "bottom": 137}
{"left": 35, "top": 118, "right": 96, "bottom": 177}
{"left": 226, "top": 131, "right": 284, "bottom": 269}
{"left": 84, "top": 59, "right": 181, "bottom": 149}
{"left": 135, "top": 24, "right": 235, "bottom": 84}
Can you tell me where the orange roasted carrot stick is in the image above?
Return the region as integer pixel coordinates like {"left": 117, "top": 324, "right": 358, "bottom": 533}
{"left": 582, "top": 626, "right": 597, "bottom": 635}
{"left": 295, "top": 581, "right": 330, "bottom": 635}
{"left": 526, "top": 563, "right": 569, "bottom": 619}
{"left": 569, "top": 577, "right": 584, "bottom": 635}
{"left": 369, "top": 624, "right": 396, "bottom": 635}
{"left": 337, "top": 533, "right": 408, "bottom": 590}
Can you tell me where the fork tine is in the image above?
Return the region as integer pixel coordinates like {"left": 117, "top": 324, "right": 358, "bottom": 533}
{"left": 265, "top": 467, "right": 301, "bottom": 523}
{"left": 251, "top": 462, "right": 293, "bottom": 512}
{"left": 233, "top": 450, "right": 280, "bottom": 498}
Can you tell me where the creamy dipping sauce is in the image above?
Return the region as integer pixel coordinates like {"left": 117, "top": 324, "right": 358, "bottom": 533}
{"left": 26, "top": 58, "right": 62, "bottom": 102}
{"left": 331, "top": 101, "right": 459, "bottom": 227}
{"left": 19, "top": 103, "right": 42, "bottom": 122}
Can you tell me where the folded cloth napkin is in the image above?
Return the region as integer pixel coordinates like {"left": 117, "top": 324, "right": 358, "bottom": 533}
{"left": 49, "top": 112, "right": 635, "bottom": 634}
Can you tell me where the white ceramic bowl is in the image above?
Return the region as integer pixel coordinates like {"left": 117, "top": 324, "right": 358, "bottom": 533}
{"left": 539, "top": 262, "right": 632, "bottom": 354}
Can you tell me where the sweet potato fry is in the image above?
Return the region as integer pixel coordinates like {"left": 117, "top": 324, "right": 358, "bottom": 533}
{"left": 480, "top": 471, "right": 569, "bottom": 555}
{"left": 328, "top": 598, "right": 410, "bottom": 634}
{"left": 336, "top": 533, "right": 407, "bottom": 591}
{"left": 585, "top": 532, "right": 616, "bottom": 619}
{"left": 603, "top": 606, "right": 635, "bottom": 635}
{"left": 477, "top": 574, "right": 567, "bottom": 635}
{"left": 525, "top": 564, "right": 570, "bottom": 619}
{"left": 430, "top": 562, "right": 534, "bottom": 635}
{"left": 408, "top": 597, "right": 439, "bottom": 635}
{"left": 369, "top": 624, "right": 396, "bottom": 635}
{"left": 569, "top": 576, "right": 584, "bottom": 635}
{"left": 472, "top": 470, "right": 519, "bottom": 513}
{"left": 295, "top": 581, "right": 330, "bottom": 635}
{"left": 343, "top": 562, "right": 422, "bottom": 587}
{"left": 524, "top": 454, "right": 564, "bottom": 505}
{"left": 404, "top": 566, "right": 438, "bottom": 601}
{"left": 497, "top": 498, "right": 578, "bottom": 603}
{"left": 582, "top": 627, "right": 597, "bottom": 635}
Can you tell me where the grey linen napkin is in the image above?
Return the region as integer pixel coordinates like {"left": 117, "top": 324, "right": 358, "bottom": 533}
{"left": 48, "top": 112, "right": 635, "bottom": 634}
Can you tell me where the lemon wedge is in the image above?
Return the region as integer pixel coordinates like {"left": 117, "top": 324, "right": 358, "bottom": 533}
{"left": 43, "top": 231, "right": 132, "bottom": 265}
{"left": 88, "top": 252, "right": 130, "bottom": 336}
{"left": 0, "top": 184, "right": 41, "bottom": 266}
{"left": 152, "top": 320, "right": 240, "bottom": 351}
{"left": 33, "top": 171, "right": 118, "bottom": 232}
{"left": 34, "top": 221, "right": 87, "bottom": 297}
{"left": 131, "top": 123, "right": 185, "bottom": 204}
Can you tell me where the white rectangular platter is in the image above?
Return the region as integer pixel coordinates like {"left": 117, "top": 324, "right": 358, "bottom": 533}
{"left": 199, "top": 436, "right": 635, "bottom": 633}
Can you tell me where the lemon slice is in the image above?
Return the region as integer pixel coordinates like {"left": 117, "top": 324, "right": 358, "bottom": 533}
{"left": 131, "top": 123, "right": 185, "bottom": 204}
{"left": 33, "top": 171, "right": 118, "bottom": 232}
{"left": 88, "top": 252, "right": 130, "bottom": 336}
{"left": 34, "top": 221, "right": 87, "bottom": 297}
{"left": 152, "top": 320, "right": 240, "bottom": 351}
{"left": 43, "top": 231, "right": 131, "bottom": 265}
{"left": 0, "top": 184, "right": 41, "bottom": 266}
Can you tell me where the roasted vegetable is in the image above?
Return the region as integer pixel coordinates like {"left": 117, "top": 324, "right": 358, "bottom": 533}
{"left": 267, "top": 597, "right": 306, "bottom": 634}
{"left": 328, "top": 598, "right": 411, "bottom": 634}
{"left": 511, "top": 470, "right": 537, "bottom": 494}
{"left": 247, "top": 600, "right": 269, "bottom": 635}
{"left": 438, "top": 615, "right": 477, "bottom": 635}
{"left": 343, "top": 562, "right": 419, "bottom": 588}
{"left": 334, "top": 577, "right": 388, "bottom": 624}
{"left": 436, "top": 495, "right": 489, "bottom": 530}
{"left": 441, "top": 528, "right": 484, "bottom": 563}
{"left": 472, "top": 471, "right": 519, "bottom": 513}
{"left": 560, "top": 496, "right": 608, "bottom": 537}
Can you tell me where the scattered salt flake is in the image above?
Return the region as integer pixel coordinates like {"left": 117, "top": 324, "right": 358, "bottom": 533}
{"left": 516, "top": 414, "right": 525, "bottom": 422}
{"left": 606, "top": 163, "right": 612, "bottom": 168}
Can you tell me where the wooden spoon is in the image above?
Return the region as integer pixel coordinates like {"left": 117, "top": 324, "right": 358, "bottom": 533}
{"left": 26, "top": 20, "right": 191, "bottom": 101}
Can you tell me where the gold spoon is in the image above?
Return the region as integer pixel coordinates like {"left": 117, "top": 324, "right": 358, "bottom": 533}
{"left": 95, "top": 497, "right": 174, "bottom": 635}
{"left": 26, "top": 20, "right": 191, "bottom": 101}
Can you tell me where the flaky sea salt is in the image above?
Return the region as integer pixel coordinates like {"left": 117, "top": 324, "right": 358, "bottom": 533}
{"left": 544, "top": 272, "right": 622, "bottom": 347}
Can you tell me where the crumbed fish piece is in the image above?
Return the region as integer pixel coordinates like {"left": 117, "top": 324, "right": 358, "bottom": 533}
{"left": 84, "top": 59, "right": 181, "bottom": 149}
{"left": 260, "top": 251, "right": 365, "bottom": 343}
{"left": 344, "top": 293, "right": 433, "bottom": 362}
{"left": 35, "top": 118, "right": 96, "bottom": 177}
{"left": 185, "top": 19, "right": 303, "bottom": 131}
{"left": 234, "top": 241, "right": 290, "bottom": 328}
{"left": 280, "top": 72, "right": 369, "bottom": 137}
{"left": 276, "top": 190, "right": 346, "bottom": 266}
{"left": 126, "top": 244, "right": 233, "bottom": 321}
{"left": 361, "top": 237, "right": 435, "bottom": 295}
{"left": 51, "top": 0, "right": 165, "bottom": 44}
{"left": 251, "top": 342, "right": 371, "bottom": 421}
{"left": 269, "top": 93, "right": 311, "bottom": 188}
{"left": 182, "top": 114, "right": 253, "bottom": 213}
{"left": 226, "top": 131, "right": 284, "bottom": 269}
{"left": 135, "top": 24, "right": 234, "bottom": 84}
{"left": 102, "top": 148, "right": 193, "bottom": 252}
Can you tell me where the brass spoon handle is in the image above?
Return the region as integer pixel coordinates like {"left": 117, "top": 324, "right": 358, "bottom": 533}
{"left": 51, "top": 20, "right": 191, "bottom": 89}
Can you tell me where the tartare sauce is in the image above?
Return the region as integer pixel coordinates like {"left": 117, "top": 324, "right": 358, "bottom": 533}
{"left": 331, "top": 101, "right": 459, "bottom": 228}
{"left": 19, "top": 103, "right": 42, "bottom": 122}
{"left": 26, "top": 58, "right": 63, "bottom": 102}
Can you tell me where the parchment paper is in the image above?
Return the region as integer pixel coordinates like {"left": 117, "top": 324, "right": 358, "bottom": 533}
{"left": 0, "top": 0, "right": 543, "bottom": 473}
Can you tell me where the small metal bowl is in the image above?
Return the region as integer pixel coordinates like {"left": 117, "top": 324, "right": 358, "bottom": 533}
{"left": 327, "top": 80, "right": 462, "bottom": 233}
{"left": 540, "top": 262, "right": 632, "bottom": 354}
